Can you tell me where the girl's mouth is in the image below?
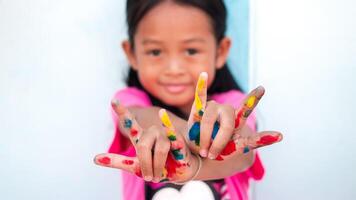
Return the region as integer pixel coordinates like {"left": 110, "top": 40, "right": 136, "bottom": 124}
{"left": 163, "top": 84, "right": 189, "bottom": 94}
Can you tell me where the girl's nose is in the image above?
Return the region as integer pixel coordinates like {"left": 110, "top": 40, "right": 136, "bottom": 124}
{"left": 165, "top": 58, "right": 185, "bottom": 76}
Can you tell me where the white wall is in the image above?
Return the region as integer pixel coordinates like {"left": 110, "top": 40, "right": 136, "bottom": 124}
{"left": 250, "top": 0, "right": 356, "bottom": 199}
{"left": 0, "top": 0, "right": 127, "bottom": 199}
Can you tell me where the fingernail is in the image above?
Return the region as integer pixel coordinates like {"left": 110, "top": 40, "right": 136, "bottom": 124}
{"left": 208, "top": 152, "right": 216, "bottom": 160}
{"left": 144, "top": 176, "right": 152, "bottom": 182}
{"left": 152, "top": 177, "right": 159, "bottom": 183}
{"left": 200, "top": 149, "right": 208, "bottom": 157}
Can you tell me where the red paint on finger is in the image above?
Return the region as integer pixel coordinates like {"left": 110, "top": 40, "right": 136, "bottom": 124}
{"left": 135, "top": 168, "right": 142, "bottom": 178}
{"left": 98, "top": 157, "right": 111, "bottom": 165}
{"left": 122, "top": 159, "right": 134, "bottom": 165}
{"left": 257, "top": 135, "right": 280, "bottom": 145}
{"left": 215, "top": 155, "right": 224, "bottom": 161}
{"left": 235, "top": 110, "right": 243, "bottom": 128}
{"left": 165, "top": 153, "right": 184, "bottom": 178}
{"left": 130, "top": 129, "right": 138, "bottom": 137}
{"left": 220, "top": 141, "right": 236, "bottom": 156}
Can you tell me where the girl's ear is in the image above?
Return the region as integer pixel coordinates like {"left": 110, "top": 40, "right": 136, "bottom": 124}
{"left": 122, "top": 40, "right": 138, "bottom": 70}
{"left": 215, "top": 37, "right": 231, "bottom": 70}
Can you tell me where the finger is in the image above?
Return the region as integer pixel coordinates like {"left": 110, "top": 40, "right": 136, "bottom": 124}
{"left": 94, "top": 153, "right": 142, "bottom": 177}
{"left": 159, "top": 109, "right": 186, "bottom": 160}
{"left": 207, "top": 105, "right": 235, "bottom": 159}
{"left": 111, "top": 99, "right": 143, "bottom": 146}
{"left": 153, "top": 135, "right": 170, "bottom": 182}
{"left": 159, "top": 109, "right": 190, "bottom": 181}
{"left": 199, "top": 101, "right": 219, "bottom": 157}
{"left": 136, "top": 129, "right": 156, "bottom": 181}
{"left": 187, "top": 72, "right": 208, "bottom": 142}
{"left": 234, "top": 131, "right": 283, "bottom": 154}
{"left": 234, "top": 86, "right": 265, "bottom": 130}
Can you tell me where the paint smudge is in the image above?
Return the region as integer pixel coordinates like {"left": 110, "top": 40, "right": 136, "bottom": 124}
{"left": 172, "top": 149, "right": 184, "bottom": 160}
{"left": 246, "top": 96, "right": 256, "bottom": 108}
{"left": 243, "top": 109, "right": 252, "bottom": 118}
{"left": 256, "top": 135, "right": 280, "bottom": 146}
{"left": 197, "top": 75, "right": 205, "bottom": 93}
{"left": 160, "top": 111, "right": 172, "bottom": 128}
{"left": 130, "top": 128, "right": 138, "bottom": 137}
{"left": 195, "top": 92, "right": 203, "bottom": 112}
{"left": 165, "top": 153, "right": 184, "bottom": 179}
{"left": 220, "top": 141, "right": 236, "bottom": 156}
{"left": 189, "top": 122, "right": 200, "bottom": 145}
{"left": 135, "top": 167, "right": 142, "bottom": 178}
{"left": 124, "top": 118, "right": 132, "bottom": 128}
{"left": 211, "top": 122, "right": 220, "bottom": 139}
{"left": 122, "top": 159, "right": 134, "bottom": 165}
{"left": 215, "top": 155, "right": 224, "bottom": 161}
{"left": 243, "top": 146, "right": 250, "bottom": 154}
{"left": 98, "top": 156, "right": 111, "bottom": 165}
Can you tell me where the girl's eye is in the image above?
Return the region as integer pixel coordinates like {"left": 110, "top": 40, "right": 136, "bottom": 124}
{"left": 186, "top": 48, "right": 198, "bottom": 56}
{"left": 148, "top": 49, "right": 161, "bottom": 56}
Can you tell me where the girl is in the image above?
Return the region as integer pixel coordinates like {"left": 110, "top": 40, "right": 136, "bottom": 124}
{"left": 94, "top": 0, "right": 282, "bottom": 199}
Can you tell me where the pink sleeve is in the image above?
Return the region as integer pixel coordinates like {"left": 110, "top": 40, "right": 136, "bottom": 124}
{"left": 211, "top": 90, "right": 264, "bottom": 180}
{"left": 107, "top": 87, "right": 151, "bottom": 156}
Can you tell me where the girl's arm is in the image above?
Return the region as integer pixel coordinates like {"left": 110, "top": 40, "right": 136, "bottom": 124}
{"left": 128, "top": 106, "right": 255, "bottom": 180}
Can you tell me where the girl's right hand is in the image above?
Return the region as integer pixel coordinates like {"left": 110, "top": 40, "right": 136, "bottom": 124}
{"left": 94, "top": 101, "right": 199, "bottom": 184}
{"left": 187, "top": 72, "right": 283, "bottom": 160}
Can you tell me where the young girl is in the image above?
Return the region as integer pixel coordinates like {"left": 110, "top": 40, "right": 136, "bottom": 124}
{"left": 94, "top": 0, "right": 282, "bottom": 199}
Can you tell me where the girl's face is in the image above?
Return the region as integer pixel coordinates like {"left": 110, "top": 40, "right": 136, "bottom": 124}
{"left": 123, "top": 1, "right": 231, "bottom": 114}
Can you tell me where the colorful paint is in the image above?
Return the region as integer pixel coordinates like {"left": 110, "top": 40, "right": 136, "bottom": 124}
{"left": 256, "top": 135, "right": 280, "bottom": 146}
{"left": 124, "top": 118, "right": 132, "bottom": 128}
{"left": 197, "top": 74, "right": 206, "bottom": 93}
{"left": 194, "top": 92, "right": 203, "bottom": 113}
{"left": 189, "top": 122, "right": 200, "bottom": 145}
{"left": 122, "top": 159, "right": 134, "bottom": 165}
{"left": 98, "top": 156, "right": 111, "bottom": 165}
{"left": 130, "top": 128, "right": 138, "bottom": 137}
{"left": 246, "top": 96, "right": 256, "bottom": 108}
{"left": 243, "top": 146, "right": 250, "bottom": 154}
{"left": 165, "top": 153, "right": 184, "bottom": 179}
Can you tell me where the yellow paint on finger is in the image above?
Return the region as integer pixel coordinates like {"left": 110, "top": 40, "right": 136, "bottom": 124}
{"left": 160, "top": 110, "right": 172, "bottom": 128}
{"left": 195, "top": 92, "right": 203, "bottom": 111}
{"left": 197, "top": 76, "right": 205, "bottom": 93}
{"left": 246, "top": 96, "right": 256, "bottom": 108}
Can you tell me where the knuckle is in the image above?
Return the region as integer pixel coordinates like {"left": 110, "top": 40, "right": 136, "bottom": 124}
{"left": 207, "top": 100, "right": 217, "bottom": 106}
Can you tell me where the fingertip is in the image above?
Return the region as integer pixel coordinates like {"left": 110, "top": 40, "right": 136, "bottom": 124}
{"left": 200, "top": 71, "right": 208, "bottom": 79}
{"left": 94, "top": 154, "right": 111, "bottom": 166}
{"left": 111, "top": 99, "right": 120, "bottom": 107}
{"left": 158, "top": 108, "right": 166, "bottom": 117}
{"left": 256, "top": 86, "right": 265, "bottom": 96}
{"left": 199, "top": 149, "right": 208, "bottom": 157}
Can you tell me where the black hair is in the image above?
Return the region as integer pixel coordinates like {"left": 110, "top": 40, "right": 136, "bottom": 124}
{"left": 125, "top": 0, "right": 243, "bottom": 119}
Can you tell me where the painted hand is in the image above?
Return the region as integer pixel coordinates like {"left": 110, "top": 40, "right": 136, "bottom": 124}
{"left": 187, "top": 72, "right": 283, "bottom": 161}
{"left": 94, "top": 102, "right": 199, "bottom": 183}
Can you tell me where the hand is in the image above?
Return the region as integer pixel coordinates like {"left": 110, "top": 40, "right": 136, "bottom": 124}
{"left": 187, "top": 72, "right": 283, "bottom": 160}
{"left": 94, "top": 101, "right": 199, "bottom": 183}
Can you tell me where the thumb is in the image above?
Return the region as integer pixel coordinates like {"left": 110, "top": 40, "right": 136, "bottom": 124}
{"left": 94, "top": 153, "right": 142, "bottom": 177}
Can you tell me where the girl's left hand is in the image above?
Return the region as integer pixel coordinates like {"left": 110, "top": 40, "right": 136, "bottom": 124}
{"left": 93, "top": 102, "right": 200, "bottom": 184}
{"left": 187, "top": 72, "right": 283, "bottom": 160}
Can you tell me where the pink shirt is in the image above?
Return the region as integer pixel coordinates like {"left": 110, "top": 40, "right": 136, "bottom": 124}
{"left": 108, "top": 87, "right": 264, "bottom": 200}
